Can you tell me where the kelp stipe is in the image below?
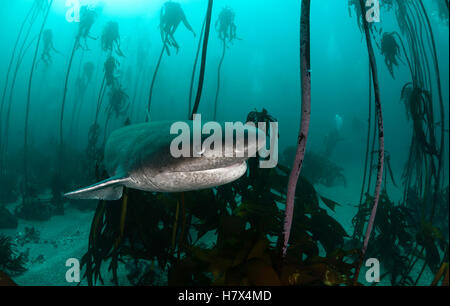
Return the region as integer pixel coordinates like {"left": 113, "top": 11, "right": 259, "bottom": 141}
{"left": 283, "top": 0, "right": 311, "bottom": 258}
{"left": 391, "top": 1, "right": 447, "bottom": 284}
{"left": 0, "top": 0, "right": 46, "bottom": 167}
{"left": 148, "top": 1, "right": 196, "bottom": 121}
{"left": 213, "top": 7, "right": 239, "bottom": 121}
{"left": 353, "top": 0, "right": 385, "bottom": 284}
{"left": 188, "top": 17, "right": 206, "bottom": 118}
{"left": 56, "top": 5, "right": 97, "bottom": 215}
{"left": 190, "top": 0, "right": 214, "bottom": 119}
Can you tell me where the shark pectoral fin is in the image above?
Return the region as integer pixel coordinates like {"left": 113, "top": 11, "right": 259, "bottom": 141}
{"left": 64, "top": 176, "right": 129, "bottom": 201}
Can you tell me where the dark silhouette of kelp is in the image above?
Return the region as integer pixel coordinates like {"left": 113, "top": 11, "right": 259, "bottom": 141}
{"left": 0, "top": 0, "right": 50, "bottom": 174}
{"left": 0, "top": 235, "right": 27, "bottom": 276}
{"left": 71, "top": 61, "right": 95, "bottom": 135}
{"left": 213, "top": 6, "right": 239, "bottom": 120}
{"left": 101, "top": 21, "right": 124, "bottom": 57}
{"left": 283, "top": 0, "right": 312, "bottom": 258}
{"left": 148, "top": 1, "right": 196, "bottom": 120}
{"left": 190, "top": 0, "right": 214, "bottom": 119}
{"left": 352, "top": 0, "right": 386, "bottom": 284}
{"left": 40, "top": 29, "right": 59, "bottom": 65}
{"left": 380, "top": 32, "right": 402, "bottom": 78}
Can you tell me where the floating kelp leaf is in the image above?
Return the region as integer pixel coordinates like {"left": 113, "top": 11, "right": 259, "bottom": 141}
{"left": 104, "top": 56, "right": 119, "bottom": 87}
{"left": 276, "top": 164, "right": 290, "bottom": 175}
{"left": 348, "top": 0, "right": 364, "bottom": 32}
{"left": 107, "top": 85, "right": 129, "bottom": 119}
{"left": 289, "top": 177, "right": 320, "bottom": 218}
{"left": 40, "top": 29, "right": 59, "bottom": 65}
{"left": 431, "top": 263, "right": 449, "bottom": 286}
{"left": 400, "top": 83, "right": 439, "bottom": 156}
{"left": 101, "top": 21, "right": 124, "bottom": 56}
{"left": 309, "top": 213, "right": 348, "bottom": 253}
{"left": 424, "top": 241, "right": 441, "bottom": 274}
{"left": 282, "top": 150, "right": 347, "bottom": 188}
{"left": 84, "top": 61, "right": 95, "bottom": 81}
{"left": 355, "top": 191, "right": 420, "bottom": 284}
{"left": 416, "top": 221, "right": 444, "bottom": 273}
{"left": 159, "top": 2, "right": 196, "bottom": 55}
{"left": 433, "top": 0, "right": 449, "bottom": 25}
{"left": 268, "top": 171, "right": 289, "bottom": 195}
{"left": 0, "top": 270, "right": 17, "bottom": 286}
{"left": 77, "top": 5, "right": 98, "bottom": 50}
{"left": 380, "top": 32, "right": 402, "bottom": 78}
{"left": 320, "top": 195, "right": 341, "bottom": 212}
{"left": 385, "top": 153, "right": 398, "bottom": 187}
{"left": 216, "top": 7, "right": 239, "bottom": 45}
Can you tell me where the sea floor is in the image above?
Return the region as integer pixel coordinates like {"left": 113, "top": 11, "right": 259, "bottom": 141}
{"left": 0, "top": 162, "right": 436, "bottom": 286}
{"left": 1, "top": 206, "right": 93, "bottom": 285}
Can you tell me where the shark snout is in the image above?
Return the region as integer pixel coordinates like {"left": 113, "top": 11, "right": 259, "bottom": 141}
{"left": 200, "top": 124, "right": 266, "bottom": 159}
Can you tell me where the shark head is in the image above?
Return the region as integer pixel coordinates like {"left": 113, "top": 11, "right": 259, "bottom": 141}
{"left": 65, "top": 121, "right": 266, "bottom": 200}
{"left": 130, "top": 122, "right": 266, "bottom": 193}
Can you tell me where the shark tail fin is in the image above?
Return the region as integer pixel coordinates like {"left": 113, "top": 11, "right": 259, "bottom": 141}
{"left": 64, "top": 176, "right": 129, "bottom": 201}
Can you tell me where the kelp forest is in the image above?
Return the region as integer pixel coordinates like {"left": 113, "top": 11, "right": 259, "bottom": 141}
{"left": 0, "top": 0, "right": 448, "bottom": 287}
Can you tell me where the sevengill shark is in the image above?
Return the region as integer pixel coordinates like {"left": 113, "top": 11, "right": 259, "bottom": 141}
{"left": 64, "top": 121, "right": 265, "bottom": 200}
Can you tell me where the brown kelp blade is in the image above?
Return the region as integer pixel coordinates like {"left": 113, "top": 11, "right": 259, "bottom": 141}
{"left": 0, "top": 271, "right": 17, "bottom": 286}
{"left": 431, "top": 263, "right": 449, "bottom": 286}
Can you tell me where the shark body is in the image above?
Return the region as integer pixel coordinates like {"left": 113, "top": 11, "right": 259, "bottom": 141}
{"left": 65, "top": 121, "right": 264, "bottom": 200}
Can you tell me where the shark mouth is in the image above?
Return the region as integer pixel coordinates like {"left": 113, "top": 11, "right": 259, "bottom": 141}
{"left": 174, "top": 160, "right": 247, "bottom": 173}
